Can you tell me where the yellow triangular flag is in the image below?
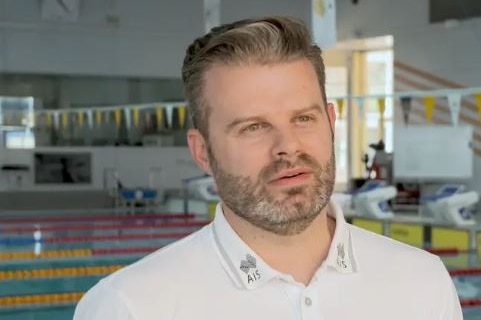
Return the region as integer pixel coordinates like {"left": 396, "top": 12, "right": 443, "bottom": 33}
{"left": 377, "top": 98, "right": 386, "bottom": 139}
{"left": 377, "top": 98, "right": 386, "bottom": 116}
{"left": 475, "top": 94, "right": 481, "bottom": 124}
{"left": 78, "top": 111, "right": 84, "bottom": 127}
{"left": 96, "top": 110, "right": 102, "bottom": 126}
{"left": 336, "top": 99, "right": 344, "bottom": 119}
{"left": 178, "top": 105, "right": 187, "bottom": 129}
{"left": 114, "top": 109, "right": 122, "bottom": 127}
{"left": 46, "top": 112, "right": 53, "bottom": 127}
{"left": 133, "top": 108, "right": 140, "bottom": 126}
{"left": 423, "top": 96, "right": 436, "bottom": 123}
{"left": 62, "top": 112, "right": 69, "bottom": 130}
{"left": 156, "top": 107, "right": 164, "bottom": 129}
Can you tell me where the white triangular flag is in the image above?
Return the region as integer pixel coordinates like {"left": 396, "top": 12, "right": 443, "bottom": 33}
{"left": 87, "top": 110, "right": 93, "bottom": 129}
{"left": 356, "top": 97, "right": 365, "bottom": 121}
{"left": 448, "top": 93, "right": 461, "bottom": 126}
{"left": 165, "top": 105, "right": 174, "bottom": 128}
{"left": 53, "top": 111, "right": 60, "bottom": 129}
{"left": 124, "top": 108, "right": 131, "bottom": 130}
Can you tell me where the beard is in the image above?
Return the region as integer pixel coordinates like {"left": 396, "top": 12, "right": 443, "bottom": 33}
{"left": 208, "top": 146, "right": 336, "bottom": 236}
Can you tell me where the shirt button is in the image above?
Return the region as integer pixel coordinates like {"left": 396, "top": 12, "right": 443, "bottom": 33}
{"left": 304, "top": 297, "right": 312, "bottom": 306}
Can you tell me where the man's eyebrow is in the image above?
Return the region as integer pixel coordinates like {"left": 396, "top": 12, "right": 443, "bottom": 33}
{"left": 291, "top": 104, "right": 323, "bottom": 117}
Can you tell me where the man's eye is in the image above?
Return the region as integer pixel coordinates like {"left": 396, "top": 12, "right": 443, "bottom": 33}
{"left": 243, "top": 123, "right": 262, "bottom": 132}
{"left": 297, "top": 115, "right": 314, "bottom": 122}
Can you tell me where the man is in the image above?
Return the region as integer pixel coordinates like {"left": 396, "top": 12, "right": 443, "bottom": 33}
{"left": 74, "top": 16, "right": 462, "bottom": 320}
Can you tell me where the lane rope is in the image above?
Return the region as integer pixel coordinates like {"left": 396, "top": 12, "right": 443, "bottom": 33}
{"left": 0, "top": 220, "right": 209, "bottom": 234}
{"left": 0, "top": 292, "right": 84, "bottom": 307}
{"left": 0, "top": 213, "right": 195, "bottom": 224}
{"left": 0, "top": 265, "right": 124, "bottom": 280}
{"left": 0, "top": 292, "right": 480, "bottom": 308}
{"left": 1, "top": 231, "right": 195, "bottom": 245}
{"left": 0, "top": 245, "right": 161, "bottom": 260}
{"left": 0, "top": 249, "right": 92, "bottom": 260}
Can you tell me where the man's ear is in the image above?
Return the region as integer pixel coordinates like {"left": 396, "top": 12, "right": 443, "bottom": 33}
{"left": 327, "top": 102, "right": 337, "bottom": 136}
{"left": 187, "top": 129, "right": 212, "bottom": 175}
{"left": 327, "top": 102, "right": 337, "bottom": 126}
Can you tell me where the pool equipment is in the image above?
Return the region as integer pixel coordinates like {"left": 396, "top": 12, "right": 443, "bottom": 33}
{"left": 352, "top": 180, "right": 397, "bottom": 219}
{"left": 421, "top": 184, "right": 478, "bottom": 227}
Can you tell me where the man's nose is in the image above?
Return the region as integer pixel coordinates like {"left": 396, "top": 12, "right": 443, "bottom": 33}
{"left": 270, "top": 126, "right": 303, "bottom": 161}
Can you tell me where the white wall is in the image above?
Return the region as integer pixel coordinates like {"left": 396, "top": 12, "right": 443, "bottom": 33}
{"left": 4, "top": 0, "right": 477, "bottom": 84}
{"left": 0, "top": 0, "right": 316, "bottom": 77}
{"left": 0, "top": 146, "right": 203, "bottom": 192}
{"left": 221, "top": 0, "right": 310, "bottom": 24}
{"left": 0, "top": 0, "right": 204, "bottom": 77}
{"left": 336, "top": 0, "right": 481, "bottom": 86}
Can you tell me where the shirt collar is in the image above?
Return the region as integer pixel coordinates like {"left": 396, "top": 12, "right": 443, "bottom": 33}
{"left": 320, "top": 200, "right": 359, "bottom": 275}
{"left": 211, "top": 203, "right": 280, "bottom": 290}
{"left": 210, "top": 200, "right": 359, "bottom": 290}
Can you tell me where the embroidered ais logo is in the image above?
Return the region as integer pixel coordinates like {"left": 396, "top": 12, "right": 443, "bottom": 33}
{"left": 240, "top": 254, "right": 261, "bottom": 284}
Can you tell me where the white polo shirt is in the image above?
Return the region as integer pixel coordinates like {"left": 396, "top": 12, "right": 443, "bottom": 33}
{"left": 74, "top": 201, "right": 463, "bottom": 320}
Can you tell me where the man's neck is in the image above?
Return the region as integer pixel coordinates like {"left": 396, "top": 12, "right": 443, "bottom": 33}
{"left": 222, "top": 205, "right": 336, "bottom": 286}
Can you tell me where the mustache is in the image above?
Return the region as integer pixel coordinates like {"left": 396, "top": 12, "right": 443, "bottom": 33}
{"left": 259, "top": 153, "right": 322, "bottom": 181}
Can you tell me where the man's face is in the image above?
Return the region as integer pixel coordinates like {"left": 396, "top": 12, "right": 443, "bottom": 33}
{"left": 188, "top": 58, "right": 336, "bottom": 235}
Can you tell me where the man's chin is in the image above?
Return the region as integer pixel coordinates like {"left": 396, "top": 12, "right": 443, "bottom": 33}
{"left": 266, "top": 187, "right": 313, "bottom": 204}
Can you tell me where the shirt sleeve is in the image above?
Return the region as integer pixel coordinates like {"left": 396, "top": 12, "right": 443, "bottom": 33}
{"left": 73, "top": 281, "right": 135, "bottom": 320}
{"left": 437, "top": 258, "right": 463, "bottom": 320}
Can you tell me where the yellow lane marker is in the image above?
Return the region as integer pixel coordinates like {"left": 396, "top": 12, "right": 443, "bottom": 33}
{"left": 0, "top": 265, "right": 124, "bottom": 280}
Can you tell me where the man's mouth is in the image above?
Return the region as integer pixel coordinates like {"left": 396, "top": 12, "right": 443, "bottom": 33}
{"left": 269, "top": 168, "right": 312, "bottom": 185}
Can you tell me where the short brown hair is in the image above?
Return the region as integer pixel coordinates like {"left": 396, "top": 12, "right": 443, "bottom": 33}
{"left": 182, "top": 16, "right": 327, "bottom": 138}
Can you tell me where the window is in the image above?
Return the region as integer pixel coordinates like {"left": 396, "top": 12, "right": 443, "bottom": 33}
{"left": 365, "top": 49, "right": 394, "bottom": 154}
{"left": 326, "top": 67, "right": 348, "bottom": 187}
{"left": 5, "top": 129, "right": 35, "bottom": 149}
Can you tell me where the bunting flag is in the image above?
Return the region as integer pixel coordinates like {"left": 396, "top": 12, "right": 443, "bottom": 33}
{"left": 95, "top": 110, "right": 102, "bottom": 126}
{"left": 355, "top": 97, "right": 365, "bottom": 121}
{"left": 336, "top": 99, "right": 344, "bottom": 119}
{"left": 377, "top": 98, "right": 386, "bottom": 139}
{"left": 475, "top": 94, "right": 481, "bottom": 124}
{"left": 87, "top": 110, "right": 93, "bottom": 129}
{"left": 423, "top": 96, "right": 436, "bottom": 123}
{"left": 123, "top": 108, "right": 131, "bottom": 130}
{"left": 178, "top": 105, "right": 187, "bottom": 129}
{"left": 165, "top": 105, "right": 174, "bottom": 129}
{"left": 62, "top": 112, "right": 69, "bottom": 130}
{"left": 156, "top": 106, "right": 164, "bottom": 130}
{"left": 447, "top": 93, "right": 461, "bottom": 126}
{"left": 133, "top": 108, "right": 140, "bottom": 126}
{"left": 400, "top": 97, "right": 412, "bottom": 125}
{"left": 77, "top": 111, "right": 85, "bottom": 127}
{"left": 144, "top": 109, "right": 152, "bottom": 130}
{"left": 53, "top": 111, "right": 60, "bottom": 129}
{"left": 114, "top": 109, "right": 122, "bottom": 127}
{"left": 377, "top": 98, "right": 386, "bottom": 116}
{"left": 46, "top": 112, "right": 53, "bottom": 128}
